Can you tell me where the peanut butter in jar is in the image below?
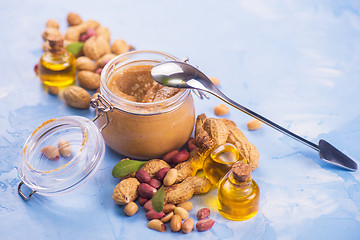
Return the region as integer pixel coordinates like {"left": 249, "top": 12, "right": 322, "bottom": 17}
{"left": 98, "top": 51, "right": 195, "bottom": 159}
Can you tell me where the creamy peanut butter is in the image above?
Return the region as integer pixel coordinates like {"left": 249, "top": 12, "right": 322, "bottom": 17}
{"left": 107, "top": 65, "right": 180, "bottom": 103}
{"left": 99, "top": 64, "right": 195, "bottom": 159}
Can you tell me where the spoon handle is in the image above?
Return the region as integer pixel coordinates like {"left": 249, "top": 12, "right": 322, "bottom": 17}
{"left": 209, "top": 90, "right": 320, "bottom": 151}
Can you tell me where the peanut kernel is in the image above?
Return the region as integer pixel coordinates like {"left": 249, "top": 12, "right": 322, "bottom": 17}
{"left": 247, "top": 119, "right": 262, "bottom": 131}
{"left": 214, "top": 104, "right": 229, "bottom": 116}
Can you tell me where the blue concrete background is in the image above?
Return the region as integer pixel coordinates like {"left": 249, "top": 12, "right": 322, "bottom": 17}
{"left": 1, "top": 0, "right": 360, "bottom": 239}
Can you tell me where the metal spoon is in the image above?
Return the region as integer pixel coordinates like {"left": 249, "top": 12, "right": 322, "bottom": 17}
{"left": 151, "top": 61, "right": 358, "bottom": 171}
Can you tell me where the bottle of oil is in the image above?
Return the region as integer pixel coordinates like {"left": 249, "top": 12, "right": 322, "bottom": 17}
{"left": 217, "top": 161, "right": 260, "bottom": 221}
{"left": 39, "top": 35, "right": 76, "bottom": 87}
{"left": 202, "top": 142, "right": 244, "bottom": 186}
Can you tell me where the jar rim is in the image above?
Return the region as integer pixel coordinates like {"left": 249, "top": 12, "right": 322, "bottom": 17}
{"left": 100, "top": 50, "right": 191, "bottom": 115}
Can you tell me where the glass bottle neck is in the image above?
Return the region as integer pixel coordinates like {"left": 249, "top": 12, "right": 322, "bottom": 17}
{"left": 228, "top": 172, "right": 252, "bottom": 187}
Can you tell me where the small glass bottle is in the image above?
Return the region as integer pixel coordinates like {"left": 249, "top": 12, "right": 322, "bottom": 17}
{"left": 201, "top": 140, "right": 244, "bottom": 186}
{"left": 39, "top": 35, "right": 76, "bottom": 87}
{"left": 217, "top": 161, "right": 260, "bottom": 221}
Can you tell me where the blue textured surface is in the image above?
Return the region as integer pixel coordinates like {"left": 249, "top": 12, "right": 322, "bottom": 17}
{"left": 1, "top": 0, "right": 360, "bottom": 239}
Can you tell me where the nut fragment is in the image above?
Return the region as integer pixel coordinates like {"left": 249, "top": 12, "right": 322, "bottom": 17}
{"left": 214, "top": 104, "right": 229, "bottom": 116}
{"left": 148, "top": 178, "right": 162, "bottom": 189}
{"left": 67, "top": 12, "right": 83, "bottom": 26}
{"left": 163, "top": 203, "right": 176, "bottom": 214}
{"left": 197, "top": 208, "right": 210, "bottom": 220}
{"left": 138, "top": 196, "right": 148, "bottom": 206}
{"left": 163, "top": 169, "right": 178, "bottom": 187}
{"left": 172, "top": 150, "right": 190, "bottom": 164}
{"left": 138, "top": 183, "right": 157, "bottom": 199}
{"left": 41, "top": 145, "right": 59, "bottom": 160}
{"left": 148, "top": 219, "right": 166, "bottom": 232}
{"left": 247, "top": 119, "right": 262, "bottom": 131}
{"left": 135, "top": 169, "right": 151, "bottom": 183}
{"left": 170, "top": 215, "right": 182, "bottom": 232}
{"left": 161, "top": 211, "right": 174, "bottom": 223}
{"left": 173, "top": 207, "right": 189, "bottom": 220}
{"left": 182, "top": 218, "right": 194, "bottom": 234}
{"left": 196, "top": 219, "right": 215, "bottom": 232}
{"left": 63, "top": 86, "right": 91, "bottom": 109}
{"left": 155, "top": 167, "right": 170, "bottom": 181}
{"left": 177, "top": 202, "right": 193, "bottom": 211}
{"left": 209, "top": 76, "right": 220, "bottom": 86}
{"left": 124, "top": 202, "right": 138, "bottom": 216}
{"left": 58, "top": 139, "right": 71, "bottom": 158}
{"left": 146, "top": 210, "right": 165, "bottom": 220}
{"left": 143, "top": 199, "right": 153, "bottom": 212}
{"left": 162, "top": 150, "right": 178, "bottom": 163}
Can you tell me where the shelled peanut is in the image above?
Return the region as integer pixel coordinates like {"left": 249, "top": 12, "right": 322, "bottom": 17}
{"left": 38, "top": 12, "right": 135, "bottom": 109}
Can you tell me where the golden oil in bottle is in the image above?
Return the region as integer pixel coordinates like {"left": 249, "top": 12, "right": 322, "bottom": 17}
{"left": 218, "top": 161, "right": 260, "bottom": 221}
{"left": 202, "top": 143, "right": 244, "bottom": 186}
{"left": 39, "top": 35, "right": 76, "bottom": 87}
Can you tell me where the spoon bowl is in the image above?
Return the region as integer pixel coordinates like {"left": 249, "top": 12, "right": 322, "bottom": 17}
{"left": 151, "top": 61, "right": 358, "bottom": 171}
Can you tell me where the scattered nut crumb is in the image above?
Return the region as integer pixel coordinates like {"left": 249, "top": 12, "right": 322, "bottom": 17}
{"left": 247, "top": 119, "right": 262, "bottom": 131}
{"left": 213, "top": 104, "right": 229, "bottom": 116}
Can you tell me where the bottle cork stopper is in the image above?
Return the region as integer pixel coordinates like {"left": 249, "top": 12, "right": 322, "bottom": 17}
{"left": 47, "top": 34, "right": 64, "bottom": 53}
{"left": 194, "top": 131, "right": 217, "bottom": 154}
{"left": 232, "top": 161, "right": 252, "bottom": 182}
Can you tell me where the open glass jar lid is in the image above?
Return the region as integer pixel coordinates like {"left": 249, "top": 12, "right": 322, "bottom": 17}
{"left": 18, "top": 116, "right": 105, "bottom": 200}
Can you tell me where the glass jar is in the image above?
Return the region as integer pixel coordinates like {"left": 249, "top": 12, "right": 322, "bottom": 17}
{"left": 97, "top": 50, "right": 195, "bottom": 159}
{"left": 18, "top": 116, "right": 105, "bottom": 199}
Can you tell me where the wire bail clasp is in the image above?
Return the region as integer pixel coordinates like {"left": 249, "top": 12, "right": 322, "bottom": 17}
{"left": 18, "top": 181, "right": 35, "bottom": 200}
{"left": 90, "top": 94, "right": 113, "bottom": 132}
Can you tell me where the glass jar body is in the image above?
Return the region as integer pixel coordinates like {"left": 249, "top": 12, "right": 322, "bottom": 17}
{"left": 99, "top": 50, "right": 195, "bottom": 159}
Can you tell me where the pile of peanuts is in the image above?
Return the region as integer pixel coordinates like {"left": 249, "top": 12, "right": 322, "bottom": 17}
{"left": 37, "top": 12, "right": 134, "bottom": 108}
{"left": 118, "top": 138, "right": 215, "bottom": 233}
